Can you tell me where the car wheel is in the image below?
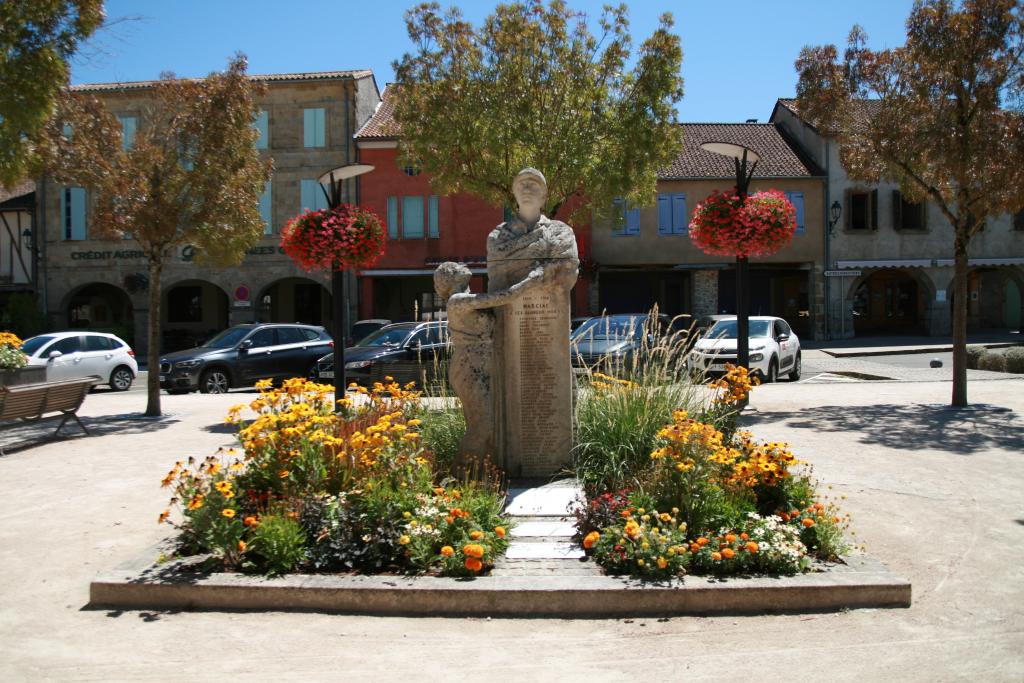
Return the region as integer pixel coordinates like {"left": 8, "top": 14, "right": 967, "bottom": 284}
{"left": 765, "top": 358, "right": 778, "bottom": 384}
{"left": 788, "top": 352, "right": 802, "bottom": 381}
{"left": 109, "top": 365, "right": 134, "bottom": 392}
{"left": 199, "top": 368, "right": 230, "bottom": 394}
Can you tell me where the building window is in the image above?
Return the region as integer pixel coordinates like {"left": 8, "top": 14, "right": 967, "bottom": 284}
{"left": 168, "top": 286, "right": 203, "bottom": 323}
{"left": 402, "top": 166, "right": 420, "bottom": 177}
{"left": 254, "top": 110, "right": 269, "bottom": 150}
{"left": 892, "top": 190, "right": 926, "bottom": 231}
{"left": 783, "top": 191, "right": 805, "bottom": 235}
{"left": 612, "top": 199, "right": 640, "bottom": 236}
{"left": 300, "top": 179, "right": 329, "bottom": 211}
{"left": 303, "top": 107, "right": 326, "bottom": 148}
{"left": 387, "top": 196, "right": 398, "bottom": 238}
{"left": 61, "top": 187, "right": 87, "bottom": 240}
{"left": 428, "top": 195, "right": 439, "bottom": 238}
{"left": 117, "top": 115, "right": 137, "bottom": 151}
{"left": 259, "top": 180, "right": 273, "bottom": 234}
{"left": 657, "top": 192, "right": 688, "bottom": 235}
{"left": 403, "top": 196, "right": 425, "bottom": 238}
{"left": 1012, "top": 209, "right": 1023, "bottom": 231}
{"left": 848, "top": 189, "right": 877, "bottom": 231}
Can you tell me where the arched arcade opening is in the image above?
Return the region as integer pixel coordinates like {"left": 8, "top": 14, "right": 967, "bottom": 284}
{"left": 258, "top": 277, "right": 332, "bottom": 327}
{"left": 65, "top": 282, "right": 135, "bottom": 345}
{"left": 162, "top": 279, "right": 230, "bottom": 352}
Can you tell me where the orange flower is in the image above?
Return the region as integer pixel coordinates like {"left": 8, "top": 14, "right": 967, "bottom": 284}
{"left": 463, "top": 543, "right": 485, "bottom": 559}
{"left": 690, "top": 543, "right": 701, "bottom": 553}
{"left": 745, "top": 541, "right": 759, "bottom": 554}
{"left": 445, "top": 516, "right": 455, "bottom": 524}
{"left": 779, "top": 512, "right": 790, "bottom": 522}
{"left": 494, "top": 526, "right": 506, "bottom": 538}
{"left": 740, "top": 532, "right": 749, "bottom": 541}
{"left": 237, "top": 540, "right": 247, "bottom": 552}
{"left": 656, "top": 556, "right": 668, "bottom": 569}
{"left": 711, "top": 552, "right": 722, "bottom": 561}
{"left": 157, "top": 510, "right": 170, "bottom": 524}
{"left": 464, "top": 557, "right": 483, "bottom": 572}
{"left": 583, "top": 531, "right": 600, "bottom": 550}
{"left": 440, "top": 545, "right": 454, "bottom": 557}
{"left": 722, "top": 548, "right": 735, "bottom": 559}
{"left": 243, "top": 515, "right": 259, "bottom": 528}
{"left": 696, "top": 537, "right": 709, "bottom": 547}
{"left": 802, "top": 518, "right": 815, "bottom": 528}
{"left": 469, "top": 530, "right": 484, "bottom": 540}
{"left": 725, "top": 533, "right": 737, "bottom": 543}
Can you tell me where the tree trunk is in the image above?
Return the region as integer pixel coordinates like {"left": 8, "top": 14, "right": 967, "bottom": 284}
{"left": 951, "top": 229, "right": 969, "bottom": 407}
{"left": 145, "top": 259, "right": 163, "bottom": 417}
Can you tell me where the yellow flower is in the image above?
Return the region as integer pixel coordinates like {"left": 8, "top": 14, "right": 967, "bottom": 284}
{"left": 398, "top": 535, "right": 411, "bottom": 545}
{"left": 221, "top": 508, "right": 236, "bottom": 518}
{"left": 279, "top": 469, "right": 290, "bottom": 479}
{"left": 187, "top": 496, "right": 204, "bottom": 510}
{"left": 657, "top": 557, "right": 668, "bottom": 569}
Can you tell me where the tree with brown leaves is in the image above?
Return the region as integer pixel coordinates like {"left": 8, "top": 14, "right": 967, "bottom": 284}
{"left": 41, "top": 55, "right": 272, "bottom": 416}
{"left": 796, "top": 0, "right": 1024, "bottom": 407}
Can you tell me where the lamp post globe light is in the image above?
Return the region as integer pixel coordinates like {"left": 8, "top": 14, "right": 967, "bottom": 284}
{"left": 699, "top": 142, "right": 760, "bottom": 372}
{"left": 315, "top": 164, "right": 375, "bottom": 400}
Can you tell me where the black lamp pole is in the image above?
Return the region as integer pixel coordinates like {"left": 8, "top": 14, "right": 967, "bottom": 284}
{"left": 733, "top": 151, "right": 758, "bottom": 372}
{"left": 319, "top": 172, "right": 348, "bottom": 400}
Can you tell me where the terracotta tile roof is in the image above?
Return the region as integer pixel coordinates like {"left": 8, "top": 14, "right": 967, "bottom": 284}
{"left": 355, "top": 85, "right": 399, "bottom": 140}
{"left": 659, "top": 124, "right": 822, "bottom": 179}
{"left": 0, "top": 180, "right": 35, "bottom": 205}
{"left": 70, "top": 69, "right": 374, "bottom": 93}
{"left": 776, "top": 97, "right": 882, "bottom": 134}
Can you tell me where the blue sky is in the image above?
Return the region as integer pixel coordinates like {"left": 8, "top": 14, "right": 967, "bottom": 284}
{"left": 71, "top": 0, "right": 916, "bottom": 122}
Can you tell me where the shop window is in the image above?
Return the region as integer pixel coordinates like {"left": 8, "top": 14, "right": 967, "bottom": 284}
{"left": 168, "top": 286, "right": 203, "bottom": 323}
{"left": 892, "top": 190, "right": 926, "bottom": 231}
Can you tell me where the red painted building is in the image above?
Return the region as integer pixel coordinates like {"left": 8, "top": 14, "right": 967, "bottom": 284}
{"left": 354, "top": 87, "right": 592, "bottom": 321}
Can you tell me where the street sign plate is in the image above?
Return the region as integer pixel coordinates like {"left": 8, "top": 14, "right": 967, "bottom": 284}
{"left": 824, "top": 270, "right": 861, "bottom": 277}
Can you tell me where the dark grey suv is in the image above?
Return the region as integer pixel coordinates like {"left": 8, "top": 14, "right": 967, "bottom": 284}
{"left": 159, "top": 323, "right": 333, "bottom": 394}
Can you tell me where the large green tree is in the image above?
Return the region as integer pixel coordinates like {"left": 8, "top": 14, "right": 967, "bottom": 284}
{"left": 796, "top": 0, "right": 1024, "bottom": 407}
{"left": 392, "top": 0, "right": 684, "bottom": 222}
{"left": 0, "top": 0, "right": 104, "bottom": 186}
{"left": 41, "top": 55, "right": 272, "bottom": 416}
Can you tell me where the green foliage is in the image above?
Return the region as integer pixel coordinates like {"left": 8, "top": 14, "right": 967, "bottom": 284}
{"left": 966, "top": 344, "right": 986, "bottom": 369}
{"left": 0, "top": 0, "right": 104, "bottom": 185}
{"left": 249, "top": 514, "right": 306, "bottom": 576}
{"left": 1004, "top": 346, "right": 1024, "bottom": 373}
{"left": 392, "top": 0, "right": 684, "bottom": 222}
{"left": 0, "top": 294, "right": 49, "bottom": 339}
{"left": 978, "top": 350, "right": 1008, "bottom": 372}
{"left": 416, "top": 405, "right": 465, "bottom": 474}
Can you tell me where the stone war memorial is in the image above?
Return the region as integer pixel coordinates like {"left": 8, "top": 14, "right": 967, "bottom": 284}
{"left": 435, "top": 168, "right": 579, "bottom": 477}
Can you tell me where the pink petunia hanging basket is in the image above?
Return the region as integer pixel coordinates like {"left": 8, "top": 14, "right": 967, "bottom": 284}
{"left": 688, "top": 189, "right": 797, "bottom": 258}
{"left": 280, "top": 203, "right": 387, "bottom": 271}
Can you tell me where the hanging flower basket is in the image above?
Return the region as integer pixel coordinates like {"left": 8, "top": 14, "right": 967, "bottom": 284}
{"left": 688, "top": 189, "right": 797, "bottom": 258}
{"left": 280, "top": 203, "right": 387, "bottom": 272}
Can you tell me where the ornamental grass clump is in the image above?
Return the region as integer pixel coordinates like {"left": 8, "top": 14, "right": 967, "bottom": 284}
{"left": 159, "top": 377, "right": 510, "bottom": 576}
{"left": 1005, "top": 346, "right": 1024, "bottom": 374}
{"left": 575, "top": 365, "right": 853, "bottom": 579}
{"left": 977, "top": 351, "right": 1007, "bottom": 372}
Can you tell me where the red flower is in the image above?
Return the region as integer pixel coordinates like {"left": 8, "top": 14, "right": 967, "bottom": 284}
{"left": 688, "top": 189, "right": 797, "bottom": 258}
{"left": 280, "top": 203, "right": 386, "bottom": 271}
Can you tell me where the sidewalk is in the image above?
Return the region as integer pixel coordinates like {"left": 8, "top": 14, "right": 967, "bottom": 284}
{"left": 0, "top": 380, "right": 1022, "bottom": 680}
{"left": 802, "top": 330, "right": 1022, "bottom": 357}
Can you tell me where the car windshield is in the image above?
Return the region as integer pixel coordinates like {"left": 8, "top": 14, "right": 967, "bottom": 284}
{"left": 21, "top": 335, "right": 56, "bottom": 355}
{"left": 202, "top": 327, "right": 252, "bottom": 349}
{"left": 572, "top": 317, "right": 646, "bottom": 341}
{"left": 706, "top": 320, "right": 772, "bottom": 339}
{"left": 356, "top": 326, "right": 414, "bottom": 348}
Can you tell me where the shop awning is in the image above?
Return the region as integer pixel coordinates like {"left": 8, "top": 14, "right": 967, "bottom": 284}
{"left": 835, "top": 259, "right": 932, "bottom": 269}
{"left": 933, "top": 257, "right": 1024, "bottom": 267}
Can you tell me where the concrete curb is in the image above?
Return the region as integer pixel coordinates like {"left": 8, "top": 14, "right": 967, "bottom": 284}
{"left": 89, "top": 544, "right": 911, "bottom": 617}
{"left": 822, "top": 342, "right": 1022, "bottom": 358}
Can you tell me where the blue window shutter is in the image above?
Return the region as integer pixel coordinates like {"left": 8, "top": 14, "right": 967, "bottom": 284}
{"left": 612, "top": 199, "right": 626, "bottom": 235}
{"left": 671, "top": 193, "right": 688, "bottom": 234}
{"left": 403, "top": 196, "right": 425, "bottom": 238}
{"left": 657, "top": 194, "right": 672, "bottom": 235}
{"left": 260, "top": 181, "right": 273, "bottom": 234}
{"left": 118, "top": 116, "right": 137, "bottom": 150}
{"left": 300, "top": 179, "right": 317, "bottom": 211}
{"left": 387, "top": 197, "right": 398, "bottom": 238}
{"left": 63, "top": 187, "right": 86, "bottom": 240}
{"left": 304, "top": 108, "right": 325, "bottom": 148}
{"left": 254, "top": 110, "right": 268, "bottom": 149}
{"left": 428, "top": 195, "right": 439, "bottom": 238}
{"left": 315, "top": 108, "right": 325, "bottom": 146}
{"left": 626, "top": 206, "right": 640, "bottom": 235}
{"left": 786, "top": 192, "right": 805, "bottom": 234}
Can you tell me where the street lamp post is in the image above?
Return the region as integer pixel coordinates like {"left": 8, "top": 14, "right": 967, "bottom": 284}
{"left": 316, "top": 163, "right": 374, "bottom": 401}
{"left": 700, "top": 142, "right": 760, "bottom": 372}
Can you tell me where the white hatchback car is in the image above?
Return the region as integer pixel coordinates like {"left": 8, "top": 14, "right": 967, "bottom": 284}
{"left": 21, "top": 331, "right": 138, "bottom": 391}
{"left": 688, "top": 316, "right": 801, "bottom": 383}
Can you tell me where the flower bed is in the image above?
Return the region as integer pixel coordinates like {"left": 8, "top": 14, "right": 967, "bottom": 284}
{"left": 574, "top": 365, "right": 852, "bottom": 579}
{"left": 159, "top": 378, "right": 510, "bottom": 577}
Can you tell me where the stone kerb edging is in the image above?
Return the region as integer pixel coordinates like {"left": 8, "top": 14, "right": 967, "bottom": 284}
{"left": 89, "top": 545, "right": 911, "bottom": 617}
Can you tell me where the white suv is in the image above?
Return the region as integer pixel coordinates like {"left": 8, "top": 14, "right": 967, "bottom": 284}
{"left": 688, "top": 316, "right": 801, "bottom": 383}
{"left": 21, "top": 331, "right": 138, "bottom": 391}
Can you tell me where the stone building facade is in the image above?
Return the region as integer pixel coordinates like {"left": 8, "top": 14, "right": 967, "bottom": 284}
{"left": 591, "top": 123, "right": 827, "bottom": 340}
{"left": 33, "top": 70, "right": 380, "bottom": 355}
{"left": 771, "top": 99, "right": 1024, "bottom": 338}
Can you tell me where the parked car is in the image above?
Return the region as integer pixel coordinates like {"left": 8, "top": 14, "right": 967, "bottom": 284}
{"left": 570, "top": 313, "right": 684, "bottom": 374}
{"left": 348, "top": 319, "right": 391, "bottom": 347}
{"left": 687, "top": 315, "right": 801, "bottom": 382}
{"left": 21, "top": 331, "right": 138, "bottom": 391}
{"left": 314, "top": 321, "right": 449, "bottom": 388}
{"left": 159, "top": 323, "right": 333, "bottom": 394}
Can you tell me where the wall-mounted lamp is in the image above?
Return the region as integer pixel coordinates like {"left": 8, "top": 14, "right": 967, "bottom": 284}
{"left": 828, "top": 200, "right": 842, "bottom": 236}
{"left": 21, "top": 227, "right": 33, "bottom": 250}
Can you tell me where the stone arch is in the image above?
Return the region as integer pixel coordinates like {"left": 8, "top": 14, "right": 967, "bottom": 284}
{"left": 943, "top": 266, "right": 1024, "bottom": 332}
{"left": 256, "top": 277, "right": 332, "bottom": 327}
{"left": 845, "top": 267, "right": 935, "bottom": 335}
{"left": 60, "top": 281, "right": 136, "bottom": 346}
{"left": 161, "top": 278, "right": 232, "bottom": 352}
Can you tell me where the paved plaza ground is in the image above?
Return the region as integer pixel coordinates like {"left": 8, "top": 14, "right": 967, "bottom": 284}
{"left": 0, "top": 356, "right": 1022, "bottom": 680}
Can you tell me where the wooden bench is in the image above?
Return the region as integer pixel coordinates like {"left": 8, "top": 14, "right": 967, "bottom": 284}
{"left": 0, "top": 377, "right": 96, "bottom": 453}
